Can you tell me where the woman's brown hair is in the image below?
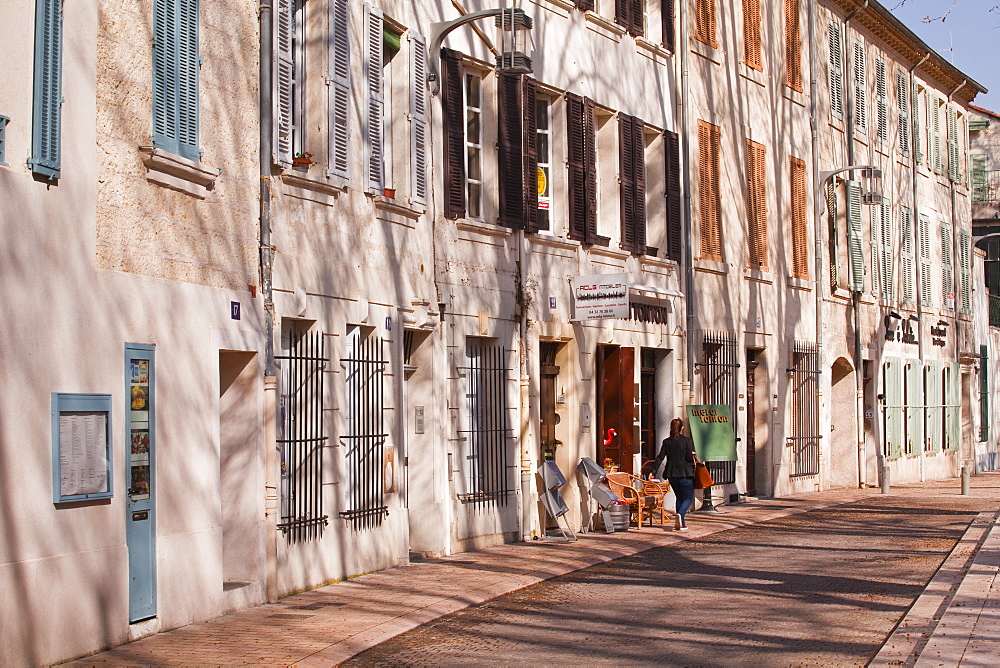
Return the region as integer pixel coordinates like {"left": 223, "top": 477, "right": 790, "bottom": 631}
{"left": 669, "top": 418, "right": 684, "bottom": 439}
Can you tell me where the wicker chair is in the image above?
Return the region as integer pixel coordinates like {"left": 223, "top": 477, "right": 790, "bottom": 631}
{"left": 604, "top": 472, "right": 671, "bottom": 528}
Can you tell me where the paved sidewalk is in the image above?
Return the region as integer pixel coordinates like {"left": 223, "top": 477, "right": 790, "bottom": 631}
{"left": 67, "top": 475, "right": 998, "bottom": 666}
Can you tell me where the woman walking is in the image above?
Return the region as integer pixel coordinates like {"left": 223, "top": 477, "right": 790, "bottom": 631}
{"left": 655, "top": 418, "right": 696, "bottom": 530}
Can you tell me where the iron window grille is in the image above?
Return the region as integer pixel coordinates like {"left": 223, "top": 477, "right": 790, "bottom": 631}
{"left": 787, "top": 341, "right": 820, "bottom": 476}
{"left": 696, "top": 331, "right": 739, "bottom": 484}
{"left": 341, "top": 327, "right": 389, "bottom": 530}
{"left": 276, "top": 327, "right": 329, "bottom": 542}
{"left": 458, "top": 340, "right": 513, "bottom": 506}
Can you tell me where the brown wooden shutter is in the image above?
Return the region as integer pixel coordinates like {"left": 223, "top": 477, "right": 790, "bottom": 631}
{"left": 661, "top": 0, "right": 675, "bottom": 51}
{"left": 615, "top": 0, "right": 629, "bottom": 31}
{"left": 575, "top": 0, "right": 595, "bottom": 11}
{"left": 441, "top": 48, "right": 465, "bottom": 219}
{"left": 499, "top": 73, "right": 525, "bottom": 230}
{"left": 523, "top": 77, "right": 540, "bottom": 234}
{"left": 746, "top": 140, "right": 767, "bottom": 269}
{"left": 790, "top": 156, "right": 809, "bottom": 279}
{"left": 664, "top": 130, "right": 682, "bottom": 261}
{"left": 698, "top": 120, "right": 722, "bottom": 261}
{"left": 785, "top": 0, "right": 803, "bottom": 92}
{"left": 567, "top": 93, "right": 597, "bottom": 244}
{"left": 743, "top": 0, "right": 762, "bottom": 71}
{"left": 619, "top": 115, "right": 646, "bottom": 254}
{"left": 695, "top": 0, "right": 717, "bottom": 48}
{"left": 629, "top": 0, "right": 644, "bottom": 37}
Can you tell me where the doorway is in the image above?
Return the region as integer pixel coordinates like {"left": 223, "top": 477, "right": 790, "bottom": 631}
{"left": 830, "top": 357, "right": 859, "bottom": 488}
{"left": 745, "top": 350, "right": 758, "bottom": 496}
{"left": 597, "top": 346, "right": 635, "bottom": 473}
{"left": 539, "top": 343, "right": 561, "bottom": 460}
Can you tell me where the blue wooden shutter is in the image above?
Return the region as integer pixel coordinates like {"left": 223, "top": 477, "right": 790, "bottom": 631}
{"left": 30, "top": 0, "right": 64, "bottom": 180}
{"left": 328, "top": 0, "right": 351, "bottom": 182}
{"left": 153, "top": 0, "right": 200, "bottom": 161}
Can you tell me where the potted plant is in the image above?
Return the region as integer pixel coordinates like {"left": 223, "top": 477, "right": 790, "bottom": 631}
{"left": 292, "top": 152, "right": 314, "bottom": 168}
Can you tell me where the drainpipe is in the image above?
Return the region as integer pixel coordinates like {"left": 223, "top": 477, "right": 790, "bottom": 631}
{"left": 258, "top": 0, "right": 279, "bottom": 603}
{"left": 678, "top": 0, "right": 695, "bottom": 407}
{"left": 910, "top": 52, "right": 931, "bottom": 482}
{"left": 517, "top": 228, "right": 532, "bottom": 542}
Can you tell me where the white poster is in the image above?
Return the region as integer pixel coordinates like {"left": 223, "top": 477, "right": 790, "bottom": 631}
{"left": 59, "top": 412, "right": 109, "bottom": 496}
{"left": 572, "top": 273, "right": 630, "bottom": 321}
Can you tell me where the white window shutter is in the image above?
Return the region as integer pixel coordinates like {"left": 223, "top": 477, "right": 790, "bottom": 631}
{"left": 409, "top": 32, "right": 428, "bottom": 205}
{"left": 853, "top": 41, "right": 866, "bottom": 131}
{"left": 875, "top": 56, "right": 887, "bottom": 144}
{"left": 879, "top": 200, "right": 893, "bottom": 301}
{"left": 941, "top": 223, "right": 954, "bottom": 309}
{"left": 901, "top": 208, "right": 914, "bottom": 304}
{"left": 273, "top": 0, "right": 294, "bottom": 168}
{"left": 364, "top": 3, "right": 384, "bottom": 194}
{"left": 327, "top": 0, "right": 351, "bottom": 183}
{"left": 919, "top": 214, "right": 932, "bottom": 307}
{"left": 960, "top": 228, "right": 971, "bottom": 314}
{"left": 896, "top": 71, "right": 909, "bottom": 156}
{"left": 846, "top": 180, "right": 864, "bottom": 292}
{"left": 828, "top": 21, "right": 843, "bottom": 120}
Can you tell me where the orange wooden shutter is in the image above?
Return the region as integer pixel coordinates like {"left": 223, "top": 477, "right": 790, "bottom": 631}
{"left": 785, "top": 0, "right": 803, "bottom": 91}
{"left": 698, "top": 120, "right": 722, "bottom": 261}
{"left": 790, "top": 156, "right": 809, "bottom": 279}
{"left": 746, "top": 140, "right": 768, "bottom": 269}
{"left": 743, "top": 0, "right": 762, "bottom": 71}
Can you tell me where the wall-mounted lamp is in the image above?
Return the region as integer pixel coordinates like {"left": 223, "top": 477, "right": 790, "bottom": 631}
{"left": 937, "top": 320, "right": 950, "bottom": 327}
{"left": 888, "top": 311, "right": 902, "bottom": 319}
{"left": 861, "top": 167, "right": 884, "bottom": 204}
{"left": 908, "top": 314, "right": 919, "bottom": 321}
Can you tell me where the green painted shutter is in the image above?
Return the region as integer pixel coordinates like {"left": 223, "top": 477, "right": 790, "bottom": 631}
{"left": 827, "top": 181, "right": 839, "bottom": 289}
{"left": 901, "top": 208, "right": 914, "bottom": 304}
{"left": 153, "top": 0, "right": 200, "bottom": 161}
{"left": 931, "top": 97, "right": 942, "bottom": 175}
{"left": 274, "top": 0, "right": 294, "bottom": 167}
{"left": 29, "top": 0, "right": 64, "bottom": 180}
{"left": 847, "top": 180, "right": 864, "bottom": 292}
{"left": 853, "top": 41, "right": 866, "bottom": 132}
{"left": 896, "top": 71, "right": 909, "bottom": 156}
{"left": 947, "top": 105, "right": 960, "bottom": 183}
{"left": 364, "top": 3, "right": 384, "bottom": 194}
{"left": 875, "top": 56, "right": 888, "bottom": 144}
{"left": 905, "top": 360, "right": 924, "bottom": 455}
{"left": 945, "top": 362, "right": 960, "bottom": 451}
{"left": 981, "top": 346, "right": 989, "bottom": 442}
{"left": 409, "top": 32, "right": 428, "bottom": 204}
{"left": 883, "top": 357, "right": 904, "bottom": 459}
{"left": 828, "top": 21, "right": 844, "bottom": 120}
{"left": 960, "top": 228, "right": 972, "bottom": 315}
{"left": 328, "top": 0, "right": 351, "bottom": 182}
{"left": 924, "top": 360, "right": 942, "bottom": 453}
{"left": 972, "top": 154, "right": 988, "bottom": 201}
{"left": 919, "top": 214, "right": 932, "bottom": 307}
{"left": 879, "top": 200, "right": 893, "bottom": 301}
{"left": 941, "top": 223, "right": 954, "bottom": 309}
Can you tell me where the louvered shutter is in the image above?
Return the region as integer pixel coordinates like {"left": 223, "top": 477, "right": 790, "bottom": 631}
{"left": 919, "top": 214, "right": 932, "bottom": 307}
{"left": 177, "top": 0, "right": 199, "bottom": 160}
{"left": 972, "top": 154, "right": 988, "bottom": 199}
{"left": 620, "top": 115, "right": 636, "bottom": 252}
{"left": 523, "top": 77, "right": 540, "bottom": 233}
{"left": 914, "top": 87, "right": 922, "bottom": 163}
{"left": 875, "top": 57, "right": 888, "bottom": 144}
{"left": 901, "top": 207, "right": 914, "bottom": 304}
{"left": 945, "top": 362, "right": 960, "bottom": 450}
{"left": 629, "top": 0, "right": 644, "bottom": 37}
{"left": 632, "top": 117, "right": 646, "bottom": 253}
{"left": 931, "top": 97, "right": 942, "bottom": 174}
{"left": 441, "top": 49, "right": 465, "bottom": 219}
{"left": 980, "top": 346, "right": 989, "bottom": 442}
{"left": 853, "top": 41, "right": 866, "bottom": 132}
{"left": 947, "top": 105, "right": 960, "bottom": 182}
{"left": 567, "top": 93, "right": 596, "bottom": 244}
{"left": 941, "top": 223, "right": 954, "bottom": 308}
{"left": 29, "top": 0, "right": 63, "bottom": 179}
{"left": 883, "top": 358, "right": 903, "bottom": 459}
{"left": 661, "top": 0, "right": 676, "bottom": 52}
{"left": 364, "top": 3, "right": 384, "bottom": 194}
{"left": 846, "top": 180, "right": 864, "bottom": 292}
{"left": 743, "top": 0, "right": 762, "bottom": 72}
{"left": 695, "top": 0, "right": 717, "bottom": 48}
{"left": 828, "top": 21, "right": 843, "bottom": 120}
{"left": 328, "top": 0, "right": 351, "bottom": 182}
{"left": 896, "top": 71, "right": 910, "bottom": 157}
{"left": 924, "top": 360, "right": 942, "bottom": 453}
{"left": 827, "top": 182, "right": 839, "bottom": 289}
{"left": 153, "top": 0, "right": 200, "bottom": 161}
{"left": 698, "top": 120, "right": 722, "bottom": 261}
{"left": 746, "top": 140, "right": 767, "bottom": 269}
{"left": 583, "top": 98, "right": 598, "bottom": 242}
{"left": 664, "top": 131, "right": 682, "bottom": 261}
{"left": 499, "top": 74, "right": 526, "bottom": 230}
{"left": 790, "top": 157, "right": 808, "bottom": 279}
{"left": 273, "top": 0, "right": 294, "bottom": 167}
{"left": 409, "top": 33, "right": 428, "bottom": 204}
{"left": 575, "top": 0, "right": 596, "bottom": 10}
{"left": 960, "top": 228, "right": 971, "bottom": 314}
{"left": 615, "top": 0, "right": 629, "bottom": 32}
{"left": 785, "top": 0, "right": 802, "bottom": 91}
{"left": 905, "top": 361, "right": 924, "bottom": 455}
{"left": 879, "top": 201, "right": 892, "bottom": 301}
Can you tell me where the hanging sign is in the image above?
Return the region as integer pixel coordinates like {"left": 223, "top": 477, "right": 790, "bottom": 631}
{"left": 572, "top": 273, "right": 629, "bottom": 321}
{"left": 686, "top": 404, "right": 737, "bottom": 462}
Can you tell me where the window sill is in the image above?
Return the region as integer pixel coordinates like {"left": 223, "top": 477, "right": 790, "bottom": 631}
{"left": 280, "top": 171, "right": 345, "bottom": 206}
{"left": 744, "top": 267, "right": 774, "bottom": 284}
{"left": 529, "top": 0, "right": 574, "bottom": 18}
{"left": 828, "top": 116, "right": 845, "bottom": 133}
{"left": 588, "top": 244, "right": 630, "bottom": 260}
{"left": 787, "top": 276, "right": 813, "bottom": 291}
{"left": 694, "top": 258, "right": 729, "bottom": 275}
{"left": 739, "top": 63, "right": 767, "bottom": 87}
{"left": 370, "top": 193, "right": 424, "bottom": 221}
{"left": 140, "top": 147, "right": 220, "bottom": 199}
{"left": 456, "top": 219, "right": 513, "bottom": 238}
{"left": 639, "top": 255, "right": 678, "bottom": 275}
{"left": 636, "top": 38, "right": 672, "bottom": 65}
{"left": 690, "top": 38, "right": 722, "bottom": 65}
{"left": 585, "top": 12, "right": 625, "bottom": 42}
{"left": 531, "top": 234, "right": 578, "bottom": 251}
{"left": 783, "top": 86, "right": 808, "bottom": 108}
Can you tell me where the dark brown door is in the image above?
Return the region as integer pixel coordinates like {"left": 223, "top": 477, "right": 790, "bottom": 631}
{"left": 746, "top": 350, "right": 758, "bottom": 496}
{"left": 539, "top": 343, "right": 559, "bottom": 459}
{"left": 639, "top": 348, "right": 657, "bottom": 464}
{"left": 598, "top": 346, "right": 635, "bottom": 473}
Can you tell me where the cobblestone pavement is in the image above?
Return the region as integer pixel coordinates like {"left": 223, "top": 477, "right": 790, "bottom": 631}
{"left": 345, "top": 482, "right": 997, "bottom": 667}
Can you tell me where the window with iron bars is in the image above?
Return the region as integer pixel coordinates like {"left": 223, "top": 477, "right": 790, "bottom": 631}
{"left": 698, "top": 331, "right": 738, "bottom": 485}
{"left": 341, "top": 326, "right": 388, "bottom": 530}
{"left": 277, "top": 326, "right": 329, "bottom": 542}
{"left": 458, "top": 339, "right": 513, "bottom": 506}
{"left": 788, "top": 341, "right": 820, "bottom": 476}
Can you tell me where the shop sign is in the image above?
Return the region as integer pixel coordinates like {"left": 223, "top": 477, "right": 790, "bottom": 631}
{"left": 686, "top": 404, "right": 738, "bottom": 462}
{"left": 572, "top": 273, "right": 629, "bottom": 320}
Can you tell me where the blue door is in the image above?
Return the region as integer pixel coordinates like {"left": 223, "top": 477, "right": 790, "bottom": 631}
{"left": 125, "top": 344, "right": 156, "bottom": 622}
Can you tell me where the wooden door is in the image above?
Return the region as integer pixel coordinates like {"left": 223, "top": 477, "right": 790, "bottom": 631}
{"left": 598, "top": 346, "right": 635, "bottom": 473}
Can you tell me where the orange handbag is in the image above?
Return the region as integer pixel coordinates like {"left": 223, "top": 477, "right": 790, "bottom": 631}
{"left": 693, "top": 461, "right": 714, "bottom": 489}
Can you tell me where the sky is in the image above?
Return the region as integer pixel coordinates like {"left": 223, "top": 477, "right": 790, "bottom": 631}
{"left": 886, "top": 1, "right": 1000, "bottom": 111}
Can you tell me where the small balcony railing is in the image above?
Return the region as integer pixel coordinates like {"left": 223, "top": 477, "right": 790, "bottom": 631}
{"left": 972, "top": 169, "right": 1000, "bottom": 203}
{"left": 990, "top": 293, "right": 1000, "bottom": 328}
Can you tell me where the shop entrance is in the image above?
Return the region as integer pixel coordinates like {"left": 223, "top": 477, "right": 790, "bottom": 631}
{"left": 539, "top": 343, "right": 560, "bottom": 459}
{"left": 597, "top": 346, "right": 635, "bottom": 474}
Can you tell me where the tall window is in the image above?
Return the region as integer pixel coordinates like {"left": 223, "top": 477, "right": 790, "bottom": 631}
{"left": 790, "top": 157, "right": 809, "bottom": 279}
{"left": 853, "top": 40, "right": 867, "bottom": 133}
{"left": 465, "top": 73, "right": 484, "bottom": 219}
{"left": 904, "top": 361, "right": 924, "bottom": 455}
{"left": 615, "top": 0, "right": 644, "bottom": 37}
{"left": 274, "top": 0, "right": 306, "bottom": 168}
{"left": 498, "top": 74, "right": 539, "bottom": 231}
{"left": 883, "top": 358, "right": 904, "bottom": 459}
{"left": 695, "top": 0, "right": 717, "bottom": 48}
{"left": 698, "top": 120, "right": 722, "bottom": 261}
{"left": 784, "top": 0, "right": 802, "bottom": 91}
{"left": 460, "top": 340, "right": 512, "bottom": 506}
{"left": 947, "top": 105, "right": 962, "bottom": 183}
{"left": 746, "top": 139, "right": 767, "bottom": 269}
{"left": 743, "top": 0, "right": 762, "bottom": 71}
{"left": 929, "top": 95, "right": 943, "bottom": 174}
{"left": 536, "top": 97, "right": 552, "bottom": 231}
{"left": 665, "top": 131, "right": 683, "bottom": 262}
{"left": 342, "top": 327, "right": 388, "bottom": 530}
{"left": 152, "top": 0, "right": 200, "bottom": 162}
{"left": 700, "top": 332, "right": 738, "bottom": 487}
{"left": 30, "top": 0, "right": 63, "bottom": 179}
{"left": 790, "top": 341, "right": 820, "bottom": 476}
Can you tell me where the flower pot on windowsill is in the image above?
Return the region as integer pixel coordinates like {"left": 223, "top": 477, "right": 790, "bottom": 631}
{"left": 383, "top": 187, "right": 396, "bottom": 199}
{"left": 292, "top": 158, "right": 312, "bottom": 168}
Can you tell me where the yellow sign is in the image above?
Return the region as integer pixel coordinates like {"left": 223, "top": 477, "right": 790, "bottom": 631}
{"left": 537, "top": 167, "right": 547, "bottom": 196}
